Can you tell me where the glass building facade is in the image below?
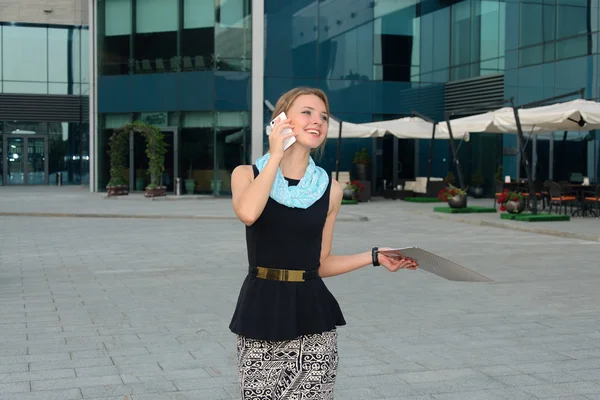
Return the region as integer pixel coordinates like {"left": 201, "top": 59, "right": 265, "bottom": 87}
{"left": 90, "top": 0, "right": 599, "bottom": 194}
{"left": 95, "top": 0, "right": 252, "bottom": 194}
{"left": 263, "top": 0, "right": 599, "bottom": 194}
{"left": 504, "top": 0, "right": 600, "bottom": 183}
{"left": 0, "top": 22, "right": 89, "bottom": 186}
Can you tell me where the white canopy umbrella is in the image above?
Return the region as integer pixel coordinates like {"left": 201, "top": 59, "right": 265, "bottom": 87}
{"left": 495, "top": 99, "right": 600, "bottom": 132}
{"left": 436, "top": 107, "right": 549, "bottom": 136}
{"left": 358, "top": 116, "right": 473, "bottom": 140}
{"left": 438, "top": 99, "right": 600, "bottom": 136}
{"left": 358, "top": 117, "right": 434, "bottom": 139}
{"left": 328, "top": 118, "right": 381, "bottom": 138}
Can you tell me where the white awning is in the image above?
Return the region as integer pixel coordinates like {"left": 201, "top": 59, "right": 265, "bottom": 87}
{"left": 495, "top": 99, "right": 600, "bottom": 132}
{"left": 435, "top": 107, "right": 541, "bottom": 135}
{"left": 357, "top": 117, "right": 438, "bottom": 139}
{"left": 438, "top": 99, "right": 600, "bottom": 136}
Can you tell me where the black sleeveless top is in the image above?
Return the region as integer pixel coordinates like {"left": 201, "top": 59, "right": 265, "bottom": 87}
{"left": 229, "top": 165, "right": 346, "bottom": 341}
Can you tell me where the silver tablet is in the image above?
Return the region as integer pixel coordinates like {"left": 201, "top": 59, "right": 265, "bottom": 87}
{"left": 379, "top": 247, "right": 492, "bottom": 282}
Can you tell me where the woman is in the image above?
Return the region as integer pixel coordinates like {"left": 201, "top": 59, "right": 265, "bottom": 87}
{"left": 229, "top": 87, "right": 417, "bottom": 399}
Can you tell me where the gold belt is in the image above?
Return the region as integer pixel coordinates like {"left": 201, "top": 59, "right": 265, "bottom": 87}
{"left": 249, "top": 266, "right": 318, "bottom": 282}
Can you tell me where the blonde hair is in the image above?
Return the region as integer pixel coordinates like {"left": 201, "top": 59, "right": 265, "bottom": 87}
{"left": 271, "top": 87, "right": 330, "bottom": 158}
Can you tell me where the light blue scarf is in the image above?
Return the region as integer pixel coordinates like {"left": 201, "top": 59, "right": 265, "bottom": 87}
{"left": 255, "top": 153, "right": 329, "bottom": 209}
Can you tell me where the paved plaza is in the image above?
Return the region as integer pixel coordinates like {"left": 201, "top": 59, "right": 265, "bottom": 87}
{"left": 0, "top": 187, "right": 599, "bottom": 399}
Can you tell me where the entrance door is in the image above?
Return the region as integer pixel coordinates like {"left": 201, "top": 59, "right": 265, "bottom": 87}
{"left": 3, "top": 135, "right": 48, "bottom": 185}
{"left": 129, "top": 127, "right": 178, "bottom": 192}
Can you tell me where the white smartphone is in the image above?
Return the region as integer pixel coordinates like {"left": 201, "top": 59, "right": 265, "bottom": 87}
{"left": 269, "top": 112, "right": 296, "bottom": 151}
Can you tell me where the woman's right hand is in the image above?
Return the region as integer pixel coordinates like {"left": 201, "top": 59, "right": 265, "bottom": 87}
{"left": 269, "top": 118, "right": 298, "bottom": 160}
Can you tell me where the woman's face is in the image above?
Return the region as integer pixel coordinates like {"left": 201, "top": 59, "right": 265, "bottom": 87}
{"left": 286, "top": 94, "right": 329, "bottom": 149}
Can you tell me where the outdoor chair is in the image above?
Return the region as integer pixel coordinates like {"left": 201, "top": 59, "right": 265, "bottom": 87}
{"left": 582, "top": 184, "right": 600, "bottom": 217}
{"left": 547, "top": 181, "right": 578, "bottom": 214}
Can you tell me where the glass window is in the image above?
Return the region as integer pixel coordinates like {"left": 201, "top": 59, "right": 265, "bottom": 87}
{"left": 215, "top": 0, "right": 252, "bottom": 71}
{"left": 135, "top": 0, "right": 178, "bottom": 74}
{"left": 81, "top": 28, "right": 90, "bottom": 83}
{"left": 49, "top": 83, "right": 70, "bottom": 94}
{"left": 323, "top": 22, "right": 373, "bottom": 82}
{"left": 433, "top": 7, "right": 450, "bottom": 71}
{"left": 499, "top": 2, "right": 506, "bottom": 58}
{"left": 2, "top": 26, "right": 48, "bottom": 84}
{"left": 103, "top": 0, "right": 132, "bottom": 75}
{"left": 557, "top": 0, "right": 587, "bottom": 5}
{"left": 519, "top": 45, "right": 543, "bottom": 66}
{"left": 180, "top": 112, "right": 214, "bottom": 194}
{"left": 544, "top": 43, "right": 555, "bottom": 62}
{"left": 374, "top": 1, "right": 419, "bottom": 82}
{"left": 479, "top": 1, "right": 501, "bottom": 61}
{"left": 450, "top": 64, "right": 471, "bottom": 80}
{"left": 48, "top": 122, "right": 85, "bottom": 185}
{"left": 2, "top": 82, "right": 47, "bottom": 94}
{"left": 420, "top": 13, "right": 433, "bottom": 73}
{"left": 520, "top": 3, "right": 555, "bottom": 48}
{"left": 215, "top": 111, "right": 250, "bottom": 194}
{"left": 557, "top": 5, "right": 590, "bottom": 39}
{"left": 4, "top": 121, "right": 48, "bottom": 134}
{"left": 556, "top": 35, "right": 591, "bottom": 59}
{"left": 181, "top": 0, "right": 215, "bottom": 72}
{"left": 451, "top": 0, "right": 472, "bottom": 67}
{"left": 49, "top": 27, "right": 80, "bottom": 84}
{"left": 520, "top": 3, "right": 543, "bottom": 47}
{"left": 543, "top": 5, "right": 556, "bottom": 43}
{"left": 480, "top": 58, "right": 500, "bottom": 75}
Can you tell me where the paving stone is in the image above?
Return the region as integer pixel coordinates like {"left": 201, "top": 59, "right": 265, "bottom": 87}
{"left": 0, "top": 381, "right": 31, "bottom": 394}
{"left": 80, "top": 381, "right": 178, "bottom": 398}
{"left": 0, "top": 368, "right": 76, "bottom": 383}
{"left": 31, "top": 375, "right": 123, "bottom": 391}
{"left": 1, "top": 388, "right": 83, "bottom": 400}
{"left": 1, "top": 191, "right": 600, "bottom": 398}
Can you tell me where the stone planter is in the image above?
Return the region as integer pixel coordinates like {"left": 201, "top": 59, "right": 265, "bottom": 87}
{"left": 447, "top": 194, "right": 467, "bottom": 208}
{"left": 135, "top": 178, "right": 145, "bottom": 191}
{"left": 144, "top": 186, "right": 167, "bottom": 198}
{"left": 184, "top": 179, "right": 195, "bottom": 194}
{"left": 504, "top": 198, "right": 526, "bottom": 214}
{"left": 211, "top": 179, "right": 223, "bottom": 196}
{"left": 354, "top": 164, "right": 368, "bottom": 181}
{"left": 343, "top": 188, "right": 356, "bottom": 200}
{"left": 106, "top": 184, "right": 129, "bottom": 196}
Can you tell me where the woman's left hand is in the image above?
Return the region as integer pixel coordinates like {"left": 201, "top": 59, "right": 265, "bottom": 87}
{"left": 378, "top": 252, "right": 418, "bottom": 272}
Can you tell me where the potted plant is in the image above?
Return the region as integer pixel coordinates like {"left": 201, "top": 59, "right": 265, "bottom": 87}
{"left": 106, "top": 129, "right": 129, "bottom": 196}
{"left": 495, "top": 165, "right": 503, "bottom": 182}
{"left": 470, "top": 169, "right": 485, "bottom": 198}
{"left": 494, "top": 165, "right": 504, "bottom": 195}
{"left": 352, "top": 148, "right": 370, "bottom": 181}
{"left": 438, "top": 184, "right": 468, "bottom": 208}
{"left": 185, "top": 161, "right": 195, "bottom": 194}
{"left": 497, "top": 189, "right": 526, "bottom": 213}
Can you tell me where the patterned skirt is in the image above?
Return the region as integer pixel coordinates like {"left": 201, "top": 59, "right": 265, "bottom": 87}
{"left": 237, "top": 330, "right": 338, "bottom": 400}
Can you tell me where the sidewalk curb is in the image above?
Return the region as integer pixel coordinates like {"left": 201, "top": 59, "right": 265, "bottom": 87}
{"left": 0, "top": 211, "right": 368, "bottom": 223}
{"left": 424, "top": 212, "right": 600, "bottom": 243}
